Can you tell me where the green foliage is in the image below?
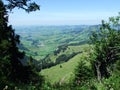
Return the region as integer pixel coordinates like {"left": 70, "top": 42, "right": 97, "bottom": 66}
{"left": 70, "top": 13, "right": 120, "bottom": 90}
{"left": 90, "top": 13, "right": 120, "bottom": 81}
{"left": 55, "top": 52, "right": 78, "bottom": 64}
{"left": 54, "top": 44, "right": 68, "bottom": 55}
{"left": 0, "top": 0, "right": 44, "bottom": 89}
{"left": 74, "top": 61, "right": 93, "bottom": 86}
{"left": 0, "top": 0, "right": 30, "bottom": 83}
{"left": 6, "top": 0, "right": 40, "bottom": 12}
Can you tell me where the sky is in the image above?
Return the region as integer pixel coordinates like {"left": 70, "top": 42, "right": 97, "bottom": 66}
{"left": 6, "top": 0, "right": 120, "bottom": 26}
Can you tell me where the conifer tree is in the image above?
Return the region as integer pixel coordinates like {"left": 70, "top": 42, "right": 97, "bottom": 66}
{"left": 0, "top": 0, "right": 42, "bottom": 88}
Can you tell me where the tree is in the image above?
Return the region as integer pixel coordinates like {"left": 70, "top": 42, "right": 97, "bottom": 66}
{"left": 0, "top": 0, "right": 42, "bottom": 89}
{"left": 6, "top": 0, "right": 40, "bottom": 12}
{"left": 74, "top": 61, "right": 93, "bottom": 86}
{"left": 90, "top": 13, "right": 120, "bottom": 82}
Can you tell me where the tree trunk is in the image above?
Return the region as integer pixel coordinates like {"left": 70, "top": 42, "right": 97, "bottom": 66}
{"left": 95, "top": 62, "right": 101, "bottom": 82}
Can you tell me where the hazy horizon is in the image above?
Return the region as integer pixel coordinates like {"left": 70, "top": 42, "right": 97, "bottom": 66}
{"left": 7, "top": 0, "right": 120, "bottom": 26}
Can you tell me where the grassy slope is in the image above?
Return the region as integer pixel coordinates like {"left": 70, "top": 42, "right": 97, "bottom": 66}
{"left": 40, "top": 54, "right": 80, "bottom": 84}
{"left": 40, "top": 44, "right": 90, "bottom": 84}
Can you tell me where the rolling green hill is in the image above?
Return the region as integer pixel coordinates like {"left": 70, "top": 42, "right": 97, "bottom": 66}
{"left": 15, "top": 25, "right": 99, "bottom": 60}
{"left": 40, "top": 44, "right": 91, "bottom": 84}
{"left": 14, "top": 25, "right": 98, "bottom": 84}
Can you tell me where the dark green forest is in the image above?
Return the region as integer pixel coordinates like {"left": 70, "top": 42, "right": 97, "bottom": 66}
{"left": 0, "top": 0, "right": 120, "bottom": 90}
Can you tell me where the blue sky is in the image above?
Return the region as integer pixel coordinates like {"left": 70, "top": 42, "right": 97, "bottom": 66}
{"left": 7, "top": 0, "right": 120, "bottom": 25}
